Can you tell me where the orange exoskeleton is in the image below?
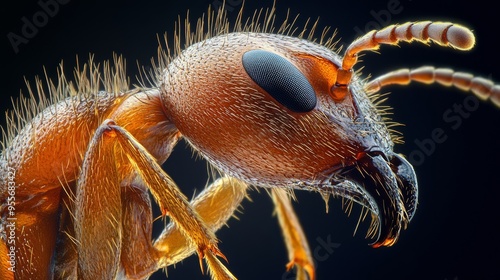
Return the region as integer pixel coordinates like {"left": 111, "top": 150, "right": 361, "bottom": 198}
{"left": 1, "top": 4, "right": 499, "bottom": 280}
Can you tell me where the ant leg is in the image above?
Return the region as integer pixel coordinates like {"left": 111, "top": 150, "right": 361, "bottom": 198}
{"left": 119, "top": 176, "right": 159, "bottom": 279}
{"left": 73, "top": 121, "right": 124, "bottom": 279}
{"left": 115, "top": 176, "right": 248, "bottom": 279}
{"left": 54, "top": 175, "right": 160, "bottom": 279}
{"left": 74, "top": 119, "right": 238, "bottom": 279}
{"left": 153, "top": 177, "right": 248, "bottom": 279}
{"left": 271, "top": 189, "right": 315, "bottom": 280}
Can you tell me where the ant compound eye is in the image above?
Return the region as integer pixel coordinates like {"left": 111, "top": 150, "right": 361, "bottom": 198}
{"left": 242, "top": 49, "right": 316, "bottom": 113}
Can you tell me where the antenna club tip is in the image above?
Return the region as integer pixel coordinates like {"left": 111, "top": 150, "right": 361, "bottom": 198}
{"left": 447, "top": 25, "right": 475, "bottom": 51}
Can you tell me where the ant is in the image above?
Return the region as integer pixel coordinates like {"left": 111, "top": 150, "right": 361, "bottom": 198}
{"left": 1, "top": 3, "right": 498, "bottom": 280}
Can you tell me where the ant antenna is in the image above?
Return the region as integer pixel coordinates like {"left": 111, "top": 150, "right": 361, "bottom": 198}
{"left": 332, "top": 21, "right": 475, "bottom": 99}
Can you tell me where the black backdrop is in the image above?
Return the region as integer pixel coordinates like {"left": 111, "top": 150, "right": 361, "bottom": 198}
{"left": 2, "top": 1, "right": 499, "bottom": 280}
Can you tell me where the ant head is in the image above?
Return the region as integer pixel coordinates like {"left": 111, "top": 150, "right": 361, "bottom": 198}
{"left": 160, "top": 21, "right": 476, "bottom": 247}
{"left": 161, "top": 32, "right": 370, "bottom": 186}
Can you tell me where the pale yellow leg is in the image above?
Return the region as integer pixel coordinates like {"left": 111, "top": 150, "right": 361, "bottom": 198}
{"left": 271, "top": 189, "right": 315, "bottom": 280}
{"left": 153, "top": 177, "right": 248, "bottom": 280}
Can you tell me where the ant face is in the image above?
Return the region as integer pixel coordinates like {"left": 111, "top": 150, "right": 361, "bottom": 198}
{"left": 160, "top": 32, "right": 416, "bottom": 247}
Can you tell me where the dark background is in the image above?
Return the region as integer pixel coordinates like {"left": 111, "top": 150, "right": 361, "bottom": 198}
{"left": 1, "top": 1, "right": 499, "bottom": 280}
